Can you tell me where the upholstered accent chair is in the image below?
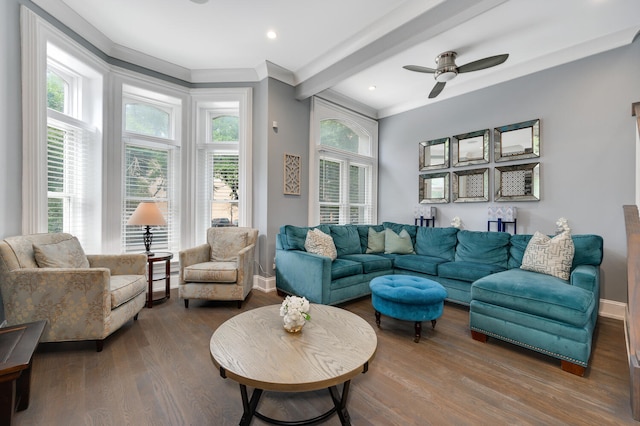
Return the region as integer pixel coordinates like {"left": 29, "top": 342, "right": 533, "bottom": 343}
{"left": 0, "top": 233, "right": 147, "bottom": 352}
{"left": 179, "top": 227, "right": 258, "bottom": 308}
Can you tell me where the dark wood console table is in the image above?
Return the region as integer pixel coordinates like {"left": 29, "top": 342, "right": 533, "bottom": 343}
{"left": 0, "top": 320, "right": 46, "bottom": 425}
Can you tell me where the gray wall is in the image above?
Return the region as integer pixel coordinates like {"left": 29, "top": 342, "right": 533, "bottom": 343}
{"left": 379, "top": 40, "right": 640, "bottom": 303}
{"left": 263, "top": 78, "right": 310, "bottom": 276}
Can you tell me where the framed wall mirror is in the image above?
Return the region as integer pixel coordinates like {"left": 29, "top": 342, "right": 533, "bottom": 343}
{"left": 452, "top": 129, "right": 489, "bottom": 167}
{"left": 419, "top": 137, "right": 449, "bottom": 171}
{"left": 494, "top": 119, "right": 540, "bottom": 162}
{"left": 419, "top": 172, "right": 449, "bottom": 203}
{"left": 494, "top": 162, "right": 540, "bottom": 201}
{"left": 452, "top": 168, "right": 489, "bottom": 203}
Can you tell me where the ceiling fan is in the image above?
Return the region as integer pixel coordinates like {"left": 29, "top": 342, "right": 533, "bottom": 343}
{"left": 403, "top": 51, "right": 509, "bottom": 99}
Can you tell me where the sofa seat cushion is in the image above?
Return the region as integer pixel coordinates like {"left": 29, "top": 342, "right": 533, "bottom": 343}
{"left": 339, "top": 254, "right": 392, "bottom": 273}
{"left": 471, "top": 268, "right": 595, "bottom": 327}
{"left": 438, "top": 261, "right": 506, "bottom": 282}
{"left": 110, "top": 274, "right": 147, "bottom": 309}
{"left": 331, "top": 259, "right": 363, "bottom": 280}
{"left": 393, "top": 254, "right": 447, "bottom": 276}
{"left": 183, "top": 261, "right": 238, "bottom": 283}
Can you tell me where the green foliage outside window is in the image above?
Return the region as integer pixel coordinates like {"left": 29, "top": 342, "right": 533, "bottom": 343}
{"left": 212, "top": 115, "right": 238, "bottom": 142}
{"left": 125, "top": 103, "right": 170, "bottom": 138}
{"left": 47, "top": 69, "right": 65, "bottom": 113}
{"left": 320, "top": 119, "right": 359, "bottom": 153}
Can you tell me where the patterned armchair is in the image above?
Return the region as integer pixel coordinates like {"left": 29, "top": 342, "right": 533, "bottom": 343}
{"left": 0, "top": 233, "right": 147, "bottom": 352}
{"left": 179, "top": 227, "right": 258, "bottom": 308}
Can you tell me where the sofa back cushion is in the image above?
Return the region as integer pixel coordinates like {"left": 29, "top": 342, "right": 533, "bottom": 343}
{"left": 415, "top": 227, "right": 458, "bottom": 261}
{"left": 329, "top": 225, "right": 362, "bottom": 256}
{"left": 509, "top": 233, "right": 603, "bottom": 269}
{"left": 455, "top": 230, "right": 510, "bottom": 268}
{"left": 279, "top": 225, "right": 330, "bottom": 251}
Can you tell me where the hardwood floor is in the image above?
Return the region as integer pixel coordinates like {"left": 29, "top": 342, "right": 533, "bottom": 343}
{"left": 13, "top": 289, "right": 634, "bottom": 425}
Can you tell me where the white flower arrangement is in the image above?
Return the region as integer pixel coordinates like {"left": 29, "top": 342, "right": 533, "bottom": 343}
{"left": 556, "top": 217, "right": 571, "bottom": 234}
{"left": 451, "top": 216, "right": 463, "bottom": 229}
{"left": 280, "top": 295, "right": 311, "bottom": 322}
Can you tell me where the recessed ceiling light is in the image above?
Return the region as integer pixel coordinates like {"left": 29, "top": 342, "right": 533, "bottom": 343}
{"left": 190, "top": 0, "right": 209, "bottom": 4}
{"left": 368, "top": 85, "right": 377, "bottom": 91}
{"left": 267, "top": 30, "right": 277, "bottom": 40}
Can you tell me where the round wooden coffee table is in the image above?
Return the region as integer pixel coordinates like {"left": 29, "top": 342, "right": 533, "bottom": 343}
{"left": 210, "top": 304, "right": 377, "bottom": 425}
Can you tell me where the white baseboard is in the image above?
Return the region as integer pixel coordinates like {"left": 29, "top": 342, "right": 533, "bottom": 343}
{"left": 253, "top": 275, "right": 276, "bottom": 293}
{"left": 600, "top": 298, "right": 626, "bottom": 320}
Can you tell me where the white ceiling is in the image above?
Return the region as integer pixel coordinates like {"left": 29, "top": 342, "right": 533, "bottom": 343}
{"left": 36, "top": 0, "right": 640, "bottom": 118}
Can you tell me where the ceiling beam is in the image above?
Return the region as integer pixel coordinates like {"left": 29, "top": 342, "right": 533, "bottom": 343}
{"left": 294, "top": 0, "right": 508, "bottom": 101}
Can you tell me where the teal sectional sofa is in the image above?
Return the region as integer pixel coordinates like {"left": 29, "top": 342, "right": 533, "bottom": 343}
{"left": 275, "top": 222, "right": 603, "bottom": 374}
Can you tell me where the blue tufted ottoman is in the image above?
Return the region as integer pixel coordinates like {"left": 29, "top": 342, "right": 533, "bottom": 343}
{"left": 369, "top": 275, "right": 448, "bottom": 342}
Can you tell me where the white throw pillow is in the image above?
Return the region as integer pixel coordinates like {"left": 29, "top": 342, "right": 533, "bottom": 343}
{"left": 304, "top": 228, "right": 337, "bottom": 260}
{"left": 521, "top": 231, "right": 575, "bottom": 280}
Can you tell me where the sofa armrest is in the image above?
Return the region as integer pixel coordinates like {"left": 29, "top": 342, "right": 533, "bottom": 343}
{"left": 570, "top": 265, "right": 600, "bottom": 295}
{"left": 275, "top": 249, "right": 332, "bottom": 304}
{"left": 87, "top": 254, "right": 147, "bottom": 275}
{"left": 1, "top": 268, "right": 111, "bottom": 338}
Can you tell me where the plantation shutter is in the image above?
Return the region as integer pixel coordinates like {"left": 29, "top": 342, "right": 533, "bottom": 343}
{"left": 318, "top": 157, "right": 342, "bottom": 224}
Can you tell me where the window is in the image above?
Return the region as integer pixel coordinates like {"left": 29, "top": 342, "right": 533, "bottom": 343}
{"left": 43, "top": 50, "right": 102, "bottom": 252}
{"left": 193, "top": 91, "right": 252, "bottom": 242}
{"left": 121, "top": 86, "right": 181, "bottom": 254}
{"left": 310, "top": 98, "right": 378, "bottom": 225}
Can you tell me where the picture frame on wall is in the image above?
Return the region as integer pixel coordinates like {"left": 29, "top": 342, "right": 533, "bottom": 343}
{"left": 419, "top": 172, "right": 450, "bottom": 204}
{"left": 419, "top": 137, "right": 449, "bottom": 171}
{"left": 494, "top": 162, "right": 540, "bottom": 201}
{"left": 452, "top": 129, "right": 490, "bottom": 167}
{"left": 494, "top": 119, "right": 540, "bottom": 162}
{"left": 452, "top": 168, "right": 489, "bottom": 203}
{"left": 283, "top": 153, "right": 301, "bottom": 195}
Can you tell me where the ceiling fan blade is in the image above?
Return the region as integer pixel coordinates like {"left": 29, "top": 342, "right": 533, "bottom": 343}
{"left": 458, "top": 54, "right": 509, "bottom": 73}
{"left": 403, "top": 65, "right": 437, "bottom": 74}
{"left": 429, "top": 82, "right": 446, "bottom": 99}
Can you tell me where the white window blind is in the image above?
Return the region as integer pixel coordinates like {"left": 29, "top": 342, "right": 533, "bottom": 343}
{"left": 46, "top": 116, "right": 100, "bottom": 250}
{"left": 122, "top": 143, "right": 179, "bottom": 253}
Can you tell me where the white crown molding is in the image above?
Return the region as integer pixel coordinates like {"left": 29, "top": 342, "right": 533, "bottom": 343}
{"left": 190, "top": 68, "right": 260, "bottom": 84}
{"left": 31, "top": 0, "right": 113, "bottom": 54}
{"left": 255, "top": 61, "right": 296, "bottom": 86}
{"left": 317, "top": 89, "right": 379, "bottom": 120}
{"left": 109, "top": 44, "right": 192, "bottom": 82}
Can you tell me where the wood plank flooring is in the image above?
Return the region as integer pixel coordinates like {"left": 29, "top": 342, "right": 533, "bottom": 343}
{"left": 13, "top": 289, "right": 635, "bottom": 425}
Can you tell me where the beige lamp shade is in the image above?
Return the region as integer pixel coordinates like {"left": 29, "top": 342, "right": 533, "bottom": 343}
{"left": 127, "top": 202, "right": 167, "bottom": 226}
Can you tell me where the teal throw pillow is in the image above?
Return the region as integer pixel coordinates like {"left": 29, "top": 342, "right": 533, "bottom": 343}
{"left": 365, "top": 228, "right": 385, "bottom": 253}
{"left": 384, "top": 228, "right": 415, "bottom": 254}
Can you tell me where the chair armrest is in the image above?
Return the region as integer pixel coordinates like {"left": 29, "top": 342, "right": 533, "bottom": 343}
{"left": 237, "top": 243, "right": 256, "bottom": 292}
{"left": 2, "top": 268, "right": 111, "bottom": 329}
{"left": 87, "top": 254, "right": 147, "bottom": 275}
{"left": 178, "top": 244, "right": 211, "bottom": 284}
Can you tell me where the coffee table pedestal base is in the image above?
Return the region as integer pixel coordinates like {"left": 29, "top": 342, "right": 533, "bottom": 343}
{"left": 238, "top": 381, "right": 352, "bottom": 426}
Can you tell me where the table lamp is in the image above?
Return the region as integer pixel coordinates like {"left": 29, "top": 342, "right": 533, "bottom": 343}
{"left": 127, "top": 202, "right": 167, "bottom": 256}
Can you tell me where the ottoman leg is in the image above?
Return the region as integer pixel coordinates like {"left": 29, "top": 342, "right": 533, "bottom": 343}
{"left": 414, "top": 322, "right": 422, "bottom": 343}
{"left": 431, "top": 319, "right": 437, "bottom": 329}
{"left": 375, "top": 311, "right": 381, "bottom": 328}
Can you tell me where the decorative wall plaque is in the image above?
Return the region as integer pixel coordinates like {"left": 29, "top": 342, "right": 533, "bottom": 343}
{"left": 284, "top": 153, "right": 301, "bottom": 195}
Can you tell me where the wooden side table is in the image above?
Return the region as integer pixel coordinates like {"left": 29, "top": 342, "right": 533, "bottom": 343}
{"left": 147, "top": 252, "right": 173, "bottom": 308}
{"left": 0, "top": 320, "right": 46, "bottom": 425}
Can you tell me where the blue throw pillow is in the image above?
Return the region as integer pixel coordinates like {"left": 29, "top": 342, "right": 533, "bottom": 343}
{"left": 280, "top": 224, "right": 330, "bottom": 251}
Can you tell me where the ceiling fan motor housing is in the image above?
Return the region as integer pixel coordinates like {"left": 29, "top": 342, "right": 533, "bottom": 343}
{"left": 435, "top": 51, "right": 458, "bottom": 82}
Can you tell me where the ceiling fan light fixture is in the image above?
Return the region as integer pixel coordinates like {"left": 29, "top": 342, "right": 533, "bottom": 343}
{"left": 435, "top": 70, "right": 457, "bottom": 82}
